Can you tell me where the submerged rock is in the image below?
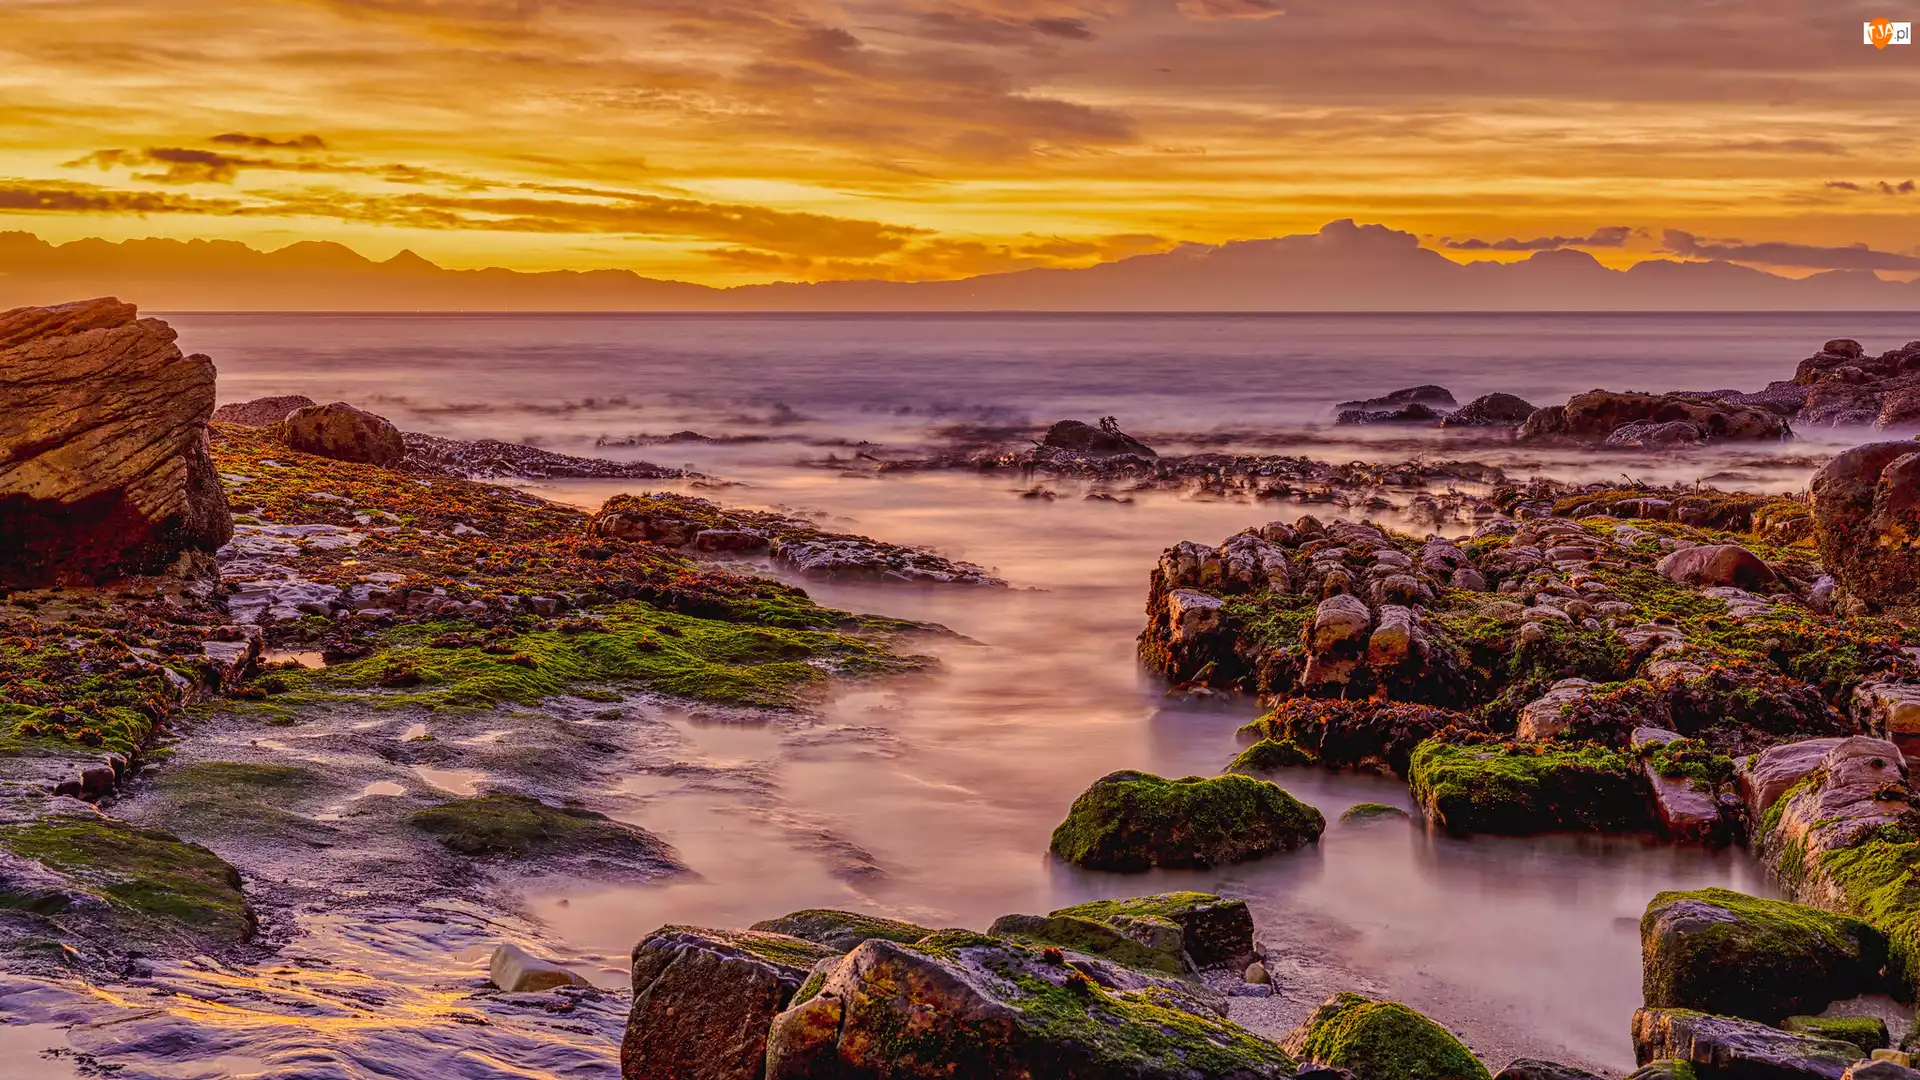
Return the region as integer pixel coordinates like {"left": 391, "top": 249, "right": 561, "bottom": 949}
{"left": 0, "top": 297, "right": 232, "bottom": 586}
{"left": 1640, "top": 887, "right": 1888, "bottom": 1023}
{"left": 624, "top": 925, "right": 840, "bottom": 1080}
{"left": 409, "top": 792, "right": 681, "bottom": 874}
{"left": 1442, "top": 393, "right": 1536, "bottom": 428}
{"left": 1632, "top": 1008, "right": 1861, "bottom": 1080}
{"left": 1049, "top": 770, "right": 1325, "bottom": 871}
{"left": 1042, "top": 418, "right": 1157, "bottom": 458}
{"left": 763, "top": 934, "right": 1294, "bottom": 1079}
{"left": 1282, "top": 992, "right": 1490, "bottom": 1080}
{"left": 279, "top": 401, "right": 408, "bottom": 466}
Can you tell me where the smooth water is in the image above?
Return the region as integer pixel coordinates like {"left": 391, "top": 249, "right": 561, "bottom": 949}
{"left": 4, "top": 313, "right": 1887, "bottom": 1078}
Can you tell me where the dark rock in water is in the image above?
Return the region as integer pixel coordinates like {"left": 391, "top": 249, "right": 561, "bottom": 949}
{"left": 1442, "top": 393, "right": 1536, "bottom": 428}
{"left": 1283, "top": 992, "right": 1490, "bottom": 1080}
{"left": 1632, "top": 1007, "right": 1860, "bottom": 1079}
{"left": 279, "top": 401, "right": 407, "bottom": 466}
{"left": 1239, "top": 699, "right": 1475, "bottom": 776}
{"left": 1337, "top": 401, "right": 1446, "bottom": 425}
{"left": 1518, "top": 389, "right": 1787, "bottom": 445}
{"left": 1493, "top": 1060, "right": 1605, "bottom": 1080}
{"left": 0, "top": 297, "right": 232, "bottom": 587}
{"left": 748, "top": 909, "right": 934, "bottom": 952}
{"left": 990, "top": 892, "right": 1258, "bottom": 974}
{"left": 1409, "top": 739, "right": 1652, "bottom": 836}
{"left": 1640, "top": 887, "right": 1887, "bottom": 1023}
{"left": 1811, "top": 440, "right": 1920, "bottom": 613}
{"left": 1801, "top": 382, "right": 1885, "bottom": 428}
{"left": 763, "top": 934, "right": 1296, "bottom": 1079}
{"left": 1043, "top": 417, "right": 1156, "bottom": 458}
{"left": 624, "top": 925, "right": 840, "bottom": 1080}
{"left": 1605, "top": 419, "right": 1704, "bottom": 448}
{"left": 1656, "top": 544, "right": 1775, "bottom": 589}
{"left": 211, "top": 394, "right": 319, "bottom": 428}
{"left": 401, "top": 431, "right": 683, "bottom": 481}
{"left": 1337, "top": 385, "right": 1459, "bottom": 411}
{"left": 1876, "top": 387, "right": 1920, "bottom": 432}
{"left": 1050, "top": 770, "right": 1324, "bottom": 871}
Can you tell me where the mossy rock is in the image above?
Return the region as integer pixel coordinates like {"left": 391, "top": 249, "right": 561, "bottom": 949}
{"left": 1641, "top": 887, "right": 1888, "bottom": 1023}
{"left": 765, "top": 934, "right": 1297, "bottom": 1078}
{"left": 993, "top": 892, "right": 1258, "bottom": 976}
{"left": 1227, "top": 737, "right": 1317, "bottom": 773}
{"left": 1407, "top": 739, "right": 1652, "bottom": 836}
{"left": 1282, "top": 992, "right": 1490, "bottom": 1080}
{"left": 988, "top": 912, "right": 1189, "bottom": 976}
{"left": 1781, "top": 1015, "right": 1887, "bottom": 1053}
{"left": 1049, "top": 771, "right": 1324, "bottom": 872}
{"left": 1819, "top": 831, "right": 1920, "bottom": 998}
{"left": 1623, "top": 1060, "right": 1698, "bottom": 1080}
{"left": 747, "top": 908, "right": 934, "bottom": 952}
{"left": 1339, "top": 802, "right": 1411, "bottom": 825}
{"left": 409, "top": 792, "right": 680, "bottom": 871}
{"left": 0, "top": 814, "right": 254, "bottom": 948}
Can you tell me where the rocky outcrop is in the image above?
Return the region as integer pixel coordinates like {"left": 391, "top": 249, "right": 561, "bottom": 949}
{"left": 1493, "top": 1062, "right": 1604, "bottom": 1080}
{"left": 1517, "top": 390, "right": 1789, "bottom": 447}
{"left": 990, "top": 893, "right": 1258, "bottom": 975}
{"left": 1409, "top": 738, "right": 1652, "bottom": 836}
{"left": 763, "top": 934, "right": 1294, "bottom": 1079}
{"left": 1640, "top": 888, "right": 1887, "bottom": 1023}
{"left": 211, "top": 394, "right": 318, "bottom": 427}
{"left": 0, "top": 297, "right": 232, "bottom": 586}
{"left": 1283, "top": 992, "right": 1491, "bottom": 1080}
{"left": 1756, "top": 737, "right": 1909, "bottom": 901}
{"left": 1442, "top": 392, "right": 1536, "bottom": 428}
{"left": 1631, "top": 1008, "right": 1861, "bottom": 1080}
{"left": 1811, "top": 441, "right": 1920, "bottom": 613}
{"left": 1048, "top": 770, "right": 1324, "bottom": 871}
{"left": 1237, "top": 699, "right": 1473, "bottom": 775}
{"left": 1042, "top": 417, "right": 1156, "bottom": 458}
{"left": 278, "top": 401, "right": 408, "bottom": 466}
{"left": 623, "top": 926, "right": 840, "bottom": 1080}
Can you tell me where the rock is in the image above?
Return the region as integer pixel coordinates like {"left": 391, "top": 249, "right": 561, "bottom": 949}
{"left": 1516, "top": 678, "right": 1594, "bottom": 742}
{"left": 1246, "top": 699, "right": 1473, "bottom": 775}
{"left": 623, "top": 925, "right": 840, "bottom": 1080}
{"left": 1409, "top": 739, "right": 1651, "bottom": 836}
{"left": 1758, "top": 736, "right": 1909, "bottom": 879}
{"left": 1801, "top": 383, "right": 1885, "bottom": 427}
{"left": 1302, "top": 594, "right": 1374, "bottom": 689}
{"left": 1641, "top": 887, "right": 1888, "bottom": 1023}
{"left": 1492, "top": 1062, "right": 1605, "bottom": 1080}
{"left": 489, "top": 942, "right": 589, "bottom": 993}
{"left": 1607, "top": 420, "right": 1704, "bottom": 449}
{"left": 1042, "top": 418, "right": 1156, "bottom": 458}
{"left": 1811, "top": 441, "right": 1920, "bottom": 612}
{"left": 1442, "top": 393, "right": 1537, "bottom": 428}
{"left": 1049, "top": 770, "right": 1325, "bottom": 871}
{"left": 747, "top": 909, "right": 934, "bottom": 952}
{"left": 1853, "top": 683, "right": 1920, "bottom": 758}
{"left": 278, "top": 402, "right": 407, "bottom": 466}
{"left": 210, "top": 394, "right": 318, "bottom": 428}
{"left": 1631, "top": 1008, "right": 1861, "bottom": 1079}
{"left": 1782, "top": 1017, "right": 1889, "bottom": 1054}
{"left": 1337, "top": 385, "right": 1458, "bottom": 411}
{"left": 1875, "top": 388, "right": 1920, "bottom": 432}
{"left": 1737, "top": 738, "right": 1848, "bottom": 822}
{"left": 1847, "top": 1060, "right": 1920, "bottom": 1080}
{"left": 1337, "top": 401, "right": 1446, "bottom": 425}
{"left": 1518, "top": 389, "right": 1788, "bottom": 445}
{"left": 1339, "top": 802, "right": 1412, "bottom": 825}
{"left": 1246, "top": 961, "right": 1271, "bottom": 985}
{"left": 763, "top": 934, "right": 1295, "bottom": 1079}
{"left": 0, "top": 297, "right": 232, "bottom": 586}
{"left": 1282, "top": 992, "right": 1490, "bottom": 1080}
{"left": 1657, "top": 544, "right": 1776, "bottom": 590}
{"left": 993, "top": 892, "right": 1258, "bottom": 974}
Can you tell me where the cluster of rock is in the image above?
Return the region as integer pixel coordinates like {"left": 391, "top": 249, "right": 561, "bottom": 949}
{"left": 1785, "top": 338, "right": 1920, "bottom": 429}
{"left": 1810, "top": 441, "right": 1920, "bottom": 615}
{"left": 587, "top": 492, "right": 1007, "bottom": 586}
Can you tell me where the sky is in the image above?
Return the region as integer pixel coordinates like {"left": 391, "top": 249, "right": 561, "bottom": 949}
{"left": 4, "top": 0, "right": 1919, "bottom": 285}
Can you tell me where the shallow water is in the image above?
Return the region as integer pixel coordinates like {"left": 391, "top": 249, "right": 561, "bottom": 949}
{"left": 9, "top": 313, "right": 1884, "bottom": 1078}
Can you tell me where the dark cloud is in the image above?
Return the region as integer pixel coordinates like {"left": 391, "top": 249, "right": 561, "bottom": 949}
{"left": 63, "top": 147, "right": 273, "bottom": 184}
{"left": 0, "top": 182, "right": 241, "bottom": 214}
{"left": 211, "top": 133, "right": 329, "bottom": 150}
{"left": 1663, "top": 229, "right": 1920, "bottom": 271}
{"left": 1826, "top": 180, "right": 1863, "bottom": 191}
{"left": 1880, "top": 180, "right": 1917, "bottom": 195}
{"left": 1821, "top": 179, "right": 1916, "bottom": 195}
{"left": 1177, "top": 0, "right": 1285, "bottom": 19}
{"left": 1443, "top": 226, "right": 1637, "bottom": 251}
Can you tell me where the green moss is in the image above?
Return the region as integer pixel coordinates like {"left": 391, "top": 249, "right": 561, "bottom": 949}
{"left": 142, "top": 761, "right": 336, "bottom": 841}
{"left": 986, "top": 912, "right": 1188, "bottom": 976}
{"left": 653, "top": 924, "right": 841, "bottom": 971}
{"left": 1408, "top": 738, "right": 1650, "bottom": 836}
{"left": 1051, "top": 892, "right": 1226, "bottom": 924}
{"left": 1821, "top": 835, "right": 1920, "bottom": 997}
{"left": 1049, "top": 771, "right": 1325, "bottom": 871}
{"left": 409, "top": 792, "right": 665, "bottom": 861}
{"left": 1781, "top": 1015, "right": 1887, "bottom": 1053}
{"left": 1641, "top": 739, "right": 1735, "bottom": 792}
{"left": 748, "top": 908, "right": 934, "bottom": 951}
{"left": 1284, "top": 992, "right": 1489, "bottom": 1080}
{"left": 0, "top": 816, "right": 252, "bottom": 943}
{"left": 1640, "top": 887, "right": 1887, "bottom": 1022}
{"left": 1626, "top": 1059, "right": 1699, "bottom": 1080}
{"left": 1227, "top": 737, "right": 1317, "bottom": 772}
{"left": 1340, "top": 802, "right": 1411, "bottom": 824}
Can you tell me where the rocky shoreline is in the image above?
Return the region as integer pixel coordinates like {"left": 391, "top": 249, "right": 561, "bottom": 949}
{"left": 6, "top": 296, "right": 1920, "bottom": 1080}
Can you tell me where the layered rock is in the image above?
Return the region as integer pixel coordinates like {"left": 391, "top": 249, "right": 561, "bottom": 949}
{"left": 1811, "top": 442, "right": 1920, "bottom": 613}
{"left": 0, "top": 297, "right": 232, "bottom": 586}
{"left": 1632, "top": 1009, "right": 1862, "bottom": 1080}
{"left": 623, "top": 926, "right": 839, "bottom": 1080}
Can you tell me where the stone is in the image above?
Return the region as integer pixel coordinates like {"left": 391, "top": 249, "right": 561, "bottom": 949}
{"left": 1737, "top": 737, "right": 1849, "bottom": 822}
{"left": 1760, "top": 736, "right": 1909, "bottom": 877}
{"left": 1876, "top": 387, "right": 1920, "bottom": 432}
{"left": 1606, "top": 420, "right": 1704, "bottom": 448}
{"left": 1409, "top": 739, "right": 1651, "bottom": 836}
{"left": 763, "top": 935, "right": 1295, "bottom": 1079}
{"left": 1283, "top": 992, "right": 1490, "bottom": 1080}
{"left": 622, "top": 925, "right": 840, "bottom": 1080}
{"left": 1302, "top": 593, "right": 1374, "bottom": 688}
{"left": 1516, "top": 678, "right": 1594, "bottom": 742}
{"left": 1631, "top": 1008, "right": 1861, "bottom": 1080}
{"left": 1782, "top": 1017, "right": 1889, "bottom": 1054}
{"left": 1645, "top": 765, "right": 1724, "bottom": 845}
{"left": 1246, "top": 960, "right": 1271, "bottom": 984}
{"left": 1442, "top": 393, "right": 1537, "bottom": 428}
{"left": 1657, "top": 544, "right": 1775, "bottom": 590}
{"left": 1049, "top": 770, "right": 1325, "bottom": 871}
{"left": 994, "top": 892, "right": 1258, "bottom": 973}
{"left": 1336, "top": 385, "right": 1459, "bottom": 411}
{"left": 210, "top": 394, "right": 318, "bottom": 428}
{"left": 1848, "top": 1060, "right": 1920, "bottom": 1080}
{"left": 1042, "top": 418, "right": 1156, "bottom": 458}
{"left": 0, "top": 297, "right": 232, "bottom": 586}
{"left": 1640, "top": 887, "right": 1888, "bottom": 1023}
{"left": 1811, "top": 441, "right": 1920, "bottom": 612}
{"left": 1852, "top": 683, "right": 1920, "bottom": 757}
{"left": 1337, "top": 401, "right": 1446, "bottom": 425}
{"left": 1518, "top": 389, "right": 1788, "bottom": 445}
{"left": 747, "top": 909, "right": 933, "bottom": 952}
{"left": 489, "top": 942, "right": 589, "bottom": 993}
{"left": 278, "top": 402, "right": 407, "bottom": 466}
{"left": 1492, "top": 1062, "right": 1604, "bottom": 1080}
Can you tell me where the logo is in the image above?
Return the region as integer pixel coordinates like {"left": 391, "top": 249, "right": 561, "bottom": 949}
{"left": 1866, "top": 18, "right": 1912, "bottom": 47}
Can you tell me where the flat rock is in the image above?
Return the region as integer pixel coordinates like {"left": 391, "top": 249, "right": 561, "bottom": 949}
{"left": 490, "top": 943, "right": 589, "bottom": 993}
{"left": 1632, "top": 1007, "right": 1861, "bottom": 1079}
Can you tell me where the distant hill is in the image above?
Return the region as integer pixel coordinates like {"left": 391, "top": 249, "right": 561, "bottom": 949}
{"left": 3, "top": 220, "right": 1915, "bottom": 312}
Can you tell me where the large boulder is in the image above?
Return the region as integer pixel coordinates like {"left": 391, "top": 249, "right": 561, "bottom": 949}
{"left": 1042, "top": 418, "right": 1156, "bottom": 458}
{"left": 210, "top": 394, "right": 318, "bottom": 428}
{"left": 1282, "top": 992, "right": 1490, "bottom": 1080}
{"left": 1517, "top": 390, "right": 1787, "bottom": 446}
{"left": 0, "top": 297, "right": 232, "bottom": 586}
{"left": 1811, "top": 441, "right": 1920, "bottom": 612}
{"left": 1442, "top": 393, "right": 1536, "bottom": 428}
{"left": 1049, "top": 770, "right": 1324, "bottom": 871}
{"left": 990, "top": 892, "right": 1258, "bottom": 975}
{"left": 748, "top": 909, "right": 934, "bottom": 952}
{"left": 1631, "top": 1008, "right": 1861, "bottom": 1080}
{"left": 623, "top": 925, "right": 840, "bottom": 1080}
{"left": 1493, "top": 1063, "right": 1604, "bottom": 1080}
{"left": 278, "top": 401, "right": 407, "bottom": 466}
{"left": 1408, "top": 739, "right": 1651, "bottom": 836}
{"left": 1657, "top": 544, "right": 1775, "bottom": 590}
{"left": 763, "top": 934, "right": 1295, "bottom": 1079}
{"left": 1641, "top": 887, "right": 1888, "bottom": 1023}
{"left": 1756, "top": 737, "right": 1909, "bottom": 884}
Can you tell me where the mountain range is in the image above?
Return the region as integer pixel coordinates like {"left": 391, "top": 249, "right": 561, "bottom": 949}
{"left": 3, "top": 219, "right": 1916, "bottom": 312}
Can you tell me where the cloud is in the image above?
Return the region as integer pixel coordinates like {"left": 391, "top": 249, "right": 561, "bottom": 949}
{"left": 1824, "top": 179, "right": 1916, "bottom": 195}
{"left": 1662, "top": 229, "right": 1920, "bottom": 271}
{"left": 64, "top": 147, "right": 278, "bottom": 184}
{"left": 0, "top": 182, "right": 242, "bottom": 214}
{"left": 211, "top": 133, "right": 329, "bottom": 151}
{"left": 1177, "top": 0, "right": 1285, "bottom": 19}
{"left": 1880, "top": 180, "right": 1917, "bottom": 195}
{"left": 1826, "top": 181, "right": 1863, "bottom": 191}
{"left": 1442, "top": 226, "right": 1637, "bottom": 251}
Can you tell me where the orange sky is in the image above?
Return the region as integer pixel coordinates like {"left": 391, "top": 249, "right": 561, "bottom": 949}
{"left": 4, "top": 0, "right": 1919, "bottom": 285}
